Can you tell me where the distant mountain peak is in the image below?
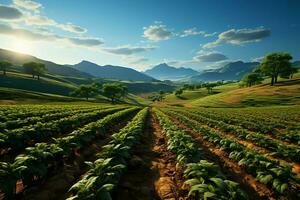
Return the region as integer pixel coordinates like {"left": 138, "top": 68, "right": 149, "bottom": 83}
{"left": 73, "top": 61, "right": 155, "bottom": 81}
{"left": 144, "top": 63, "right": 199, "bottom": 81}
{"left": 190, "top": 61, "right": 259, "bottom": 82}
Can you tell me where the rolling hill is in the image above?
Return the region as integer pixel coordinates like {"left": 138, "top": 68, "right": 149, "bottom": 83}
{"left": 191, "top": 78, "right": 300, "bottom": 108}
{"left": 72, "top": 60, "right": 155, "bottom": 81}
{"left": 0, "top": 48, "right": 92, "bottom": 78}
{"left": 190, "top": 61, "right": 259, "bottom": 82}
{"left": 144, "top": 63, "right": 199, "bottom": 81}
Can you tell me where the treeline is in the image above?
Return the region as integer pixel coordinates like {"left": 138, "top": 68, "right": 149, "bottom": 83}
{"left": 241, "top": 52, "right": 298, "bottom": 87}
{"left": 0, "top": 61, "right": 46, "bottom": 80}
{"left": 70, "top": 82, "right": 128, "bottom": 103}
{"left": 174, "top": 81, "right": 229, "bottom": 97}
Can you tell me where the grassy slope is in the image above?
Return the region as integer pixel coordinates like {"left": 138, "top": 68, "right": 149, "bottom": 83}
{"left": 191, "top": 78, "right": 300, "bottom": 108}
{"left": 0, "top": 72, "right": 152, "bottom": 105}
{"left": 158, "top": 82, "right": 239, "bottom": 106}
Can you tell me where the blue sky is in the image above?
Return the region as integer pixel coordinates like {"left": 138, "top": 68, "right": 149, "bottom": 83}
{"left": 0, "top": 0, "right": 299, "bottom": 71}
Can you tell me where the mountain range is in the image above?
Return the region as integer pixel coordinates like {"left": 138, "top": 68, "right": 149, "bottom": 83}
{"left": 0, "top": 48, "right": 155, "bottom": 81}
{"left": 72, "top": 60, "right": 155, "bottom": 81}
{"left": 144, "top": 63, "right": 199, "bottom": 81}
{"left": 189, "top": 61, "right": 260, "bottom": 82}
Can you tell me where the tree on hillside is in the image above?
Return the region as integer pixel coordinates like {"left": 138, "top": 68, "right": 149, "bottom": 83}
{"left": 258, "top": 53, "right": 293, "bottom": 85}
{"left": 70, "top": 84, "right": 99, "bottom": 100}
{"left": 241, "top": 73, "right": 263, "bottom": 87}
{"left": 23, "top": 62, "right": 47, "bottom": 80}
{"left": 102, "top": 83, "right": 128, "bottom": 104}
{"left": 203, "top": 83, "right": 217, "bottom": 94}
{"left": 175, "top": 88, "right": 183, "bottom": 97}
{"left": 280, "top": 67, "right": 298, "bottom": 79}
{"left": 0, "top": 61, "right": 12, "bottom": 75}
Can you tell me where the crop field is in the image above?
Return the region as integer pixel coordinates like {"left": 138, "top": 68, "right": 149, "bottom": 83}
{"left": 0, "top": 104, "right": 299, "bottom": 200}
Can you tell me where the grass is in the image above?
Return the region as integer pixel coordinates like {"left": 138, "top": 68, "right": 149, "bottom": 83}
{"left": 157, "top": 82, "right": 239, "bottom": 107}
{"left": 191, "top": 79, "right": 300, "bottom": 108}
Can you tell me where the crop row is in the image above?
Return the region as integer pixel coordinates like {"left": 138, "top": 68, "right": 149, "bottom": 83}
{"left": 67, "top": 107, "right": 148, "bottom": 200}
{"left": 187, "top": 109, "right": 300, "bottom": 145}
{"left": 0, "top": 106, "right": 127, "bottom": 154}
{"left": 170, "top": 109, "right": 300, "bottom": 162}
{"left": 0, "top": 107, "right": 98, "bottom": 131}
{"left": 0, "top": 105, "right": 106, "bottom": 122}
{"left": 154, "top": 108, "right": 247, "bottom": 200}
{"left": 167, "top": 110, "right": 300, "bottom": 197}
{"left": 0, "top": 107, "right": 139, "bottom": 199}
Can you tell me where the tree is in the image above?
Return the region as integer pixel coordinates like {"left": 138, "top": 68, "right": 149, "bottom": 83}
{"left": 175, "top": 88, "right": 183, "bottom": 97}
{"left": 23, "top": 62, "right": 47, "bottom": 80}
{"left": 203, "top": 83, "right": 217, "bottom": 94}
{"left": 0, "top": 61, "right": 12, "bottom": 75}
{"left": 241, "top": 73, "right": 263, "bottom": 87}
{"left": 102, "top": 83, "right": 128, "bottom": 104}
{"left": 258, "top": 53, "right": 293, "bottom": 85}
{"left": 70, "top": 84, "right": 99, "bottom": 100}
{"left": 280, "top": 67, "right": 298, "bottom": 79}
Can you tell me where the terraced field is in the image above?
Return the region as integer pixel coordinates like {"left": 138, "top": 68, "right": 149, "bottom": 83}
{"left": 0, "top": 104, "right": 299, "bottom": 199}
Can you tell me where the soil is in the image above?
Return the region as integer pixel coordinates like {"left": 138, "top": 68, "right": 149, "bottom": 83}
{"left": 168, "top": 114, "right": 278, "bottom": 200}
{"left": 15, "top": 112, "right": 137, "bottom": 200}
{"left": 114, "top": 111, "right": 188, "bottom": 200}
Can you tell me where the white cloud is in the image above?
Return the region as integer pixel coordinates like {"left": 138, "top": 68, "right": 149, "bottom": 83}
{"left": 0, "top": 2, "right": 87, "bottom": 34}
{"left": 103, "top": 45, "right": 156, "bottom": 55}
{"left": 0, "top": 23, "right": 102, "bottom": 47}
{"left": 193, "top": 51, "right": 228, "bottom": 62}
{"left": 127, "top": 56, "right": 149, "bottom": 64}
{"left": 180, "top": 28, "right": 217, "bottom": 38}
{"left": 203, "top": 27, "right": 271, "bottom": 48}
{"left": 143, "top": 23, "right": 173, "bottom": 41}
{"left": 180, "top": 28, "right": 205, "bottom": 37}
{"left": 251, "top": 56, "right": 264, "bottom": 62}
{"left": 24, "top": 13, "right": 87, "bottom": 33}
{"left": 0, "top": 4, "right": 23, "bottom": 20}
{"left": 13, "top": 0, "right": 42, "bottom": 10}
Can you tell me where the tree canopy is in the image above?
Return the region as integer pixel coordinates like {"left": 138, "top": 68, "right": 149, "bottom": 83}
{"left": 0, "top": 61, "right": 12, "bottom": 75}
{"left": 70, "top": 84, "right": 99, "bottom": 100}
{"left": 23, "top": 62, "right": 47, "bottom": 80}
{"left": 241, "top": 73, "right": 263, "bottom": 87}
{"left": 102, "top": 83, "right": 128, "bottom": 104}
{"left": 258, "top": 52, "right": 293, "bottom": 85}
{"left": 175, "top": 88, "right": 183, "bottom": 97}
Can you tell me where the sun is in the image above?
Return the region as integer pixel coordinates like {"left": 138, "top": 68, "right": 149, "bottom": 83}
{"left": 12, "top": 39, "right": 32, "bottom": 54}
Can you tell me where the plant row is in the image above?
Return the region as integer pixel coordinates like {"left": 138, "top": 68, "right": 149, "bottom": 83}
{"left": 171, "top": 109, "right": 300, "bottom": 162}
{"left": 187, "top": 109, "right": 300, "bottom": 145}
{"left": 0, "top": 105, "right": 104, "bottom": 122}
{"left": 167, "top": 110, "right": 300, "bottom": 196}
{"left": 0, "top": 106, "right": 127, "bottom": 154}
{"left": 154, "top": 108, "right": 247, "bottom": 200}
{"left": 0, "top": 107, "right": 139, "bottom": 199}
{"left": 0, "top": 107, "right": 99, "bottom": 131}
{"left": 67, "top": 107, "right": 148, "bottom": 200}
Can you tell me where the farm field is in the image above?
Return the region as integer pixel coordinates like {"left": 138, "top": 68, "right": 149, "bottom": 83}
{"left": 0, "top": 104, "right": 299, "bottom": 200}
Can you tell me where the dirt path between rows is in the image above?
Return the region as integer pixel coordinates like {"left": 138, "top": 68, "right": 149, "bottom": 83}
{"left": 114, "top": 111, "right": 187, "bottom": 200}
{"left": 16, "top": 112, "right": 137, "bottom": 200}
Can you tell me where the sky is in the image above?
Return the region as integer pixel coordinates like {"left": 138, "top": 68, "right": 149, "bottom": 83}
{"left": 0, "top": 0, "right": 299, "bottom": 71}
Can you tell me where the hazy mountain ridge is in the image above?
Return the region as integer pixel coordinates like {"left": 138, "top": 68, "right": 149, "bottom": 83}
{"left": 144, "top": 63, "right": 199, "bottom": 80}
{"left": 72, "top": 60, "right": 155, "bottom": 81}
{"left": 0, "top": 48, "right": 92, "bottom": 78}
{"left": 190, "top": 61, "right": 260, "bottom": 82}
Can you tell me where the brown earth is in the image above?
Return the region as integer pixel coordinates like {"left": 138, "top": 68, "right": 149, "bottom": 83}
{"left": 114, "top": 111, "right": 188, "bottom": 200}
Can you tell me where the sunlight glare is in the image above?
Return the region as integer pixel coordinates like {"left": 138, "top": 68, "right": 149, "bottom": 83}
{"left": 12, "top": 39, "right": 32, "bottom": 54}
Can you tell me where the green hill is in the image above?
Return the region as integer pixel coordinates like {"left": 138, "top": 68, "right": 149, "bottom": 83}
{"left": 191, "top": 78, "right": 300, "bottom": 108}
{"left": 0, "top": 48, "right": 92, "bottom": 78}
